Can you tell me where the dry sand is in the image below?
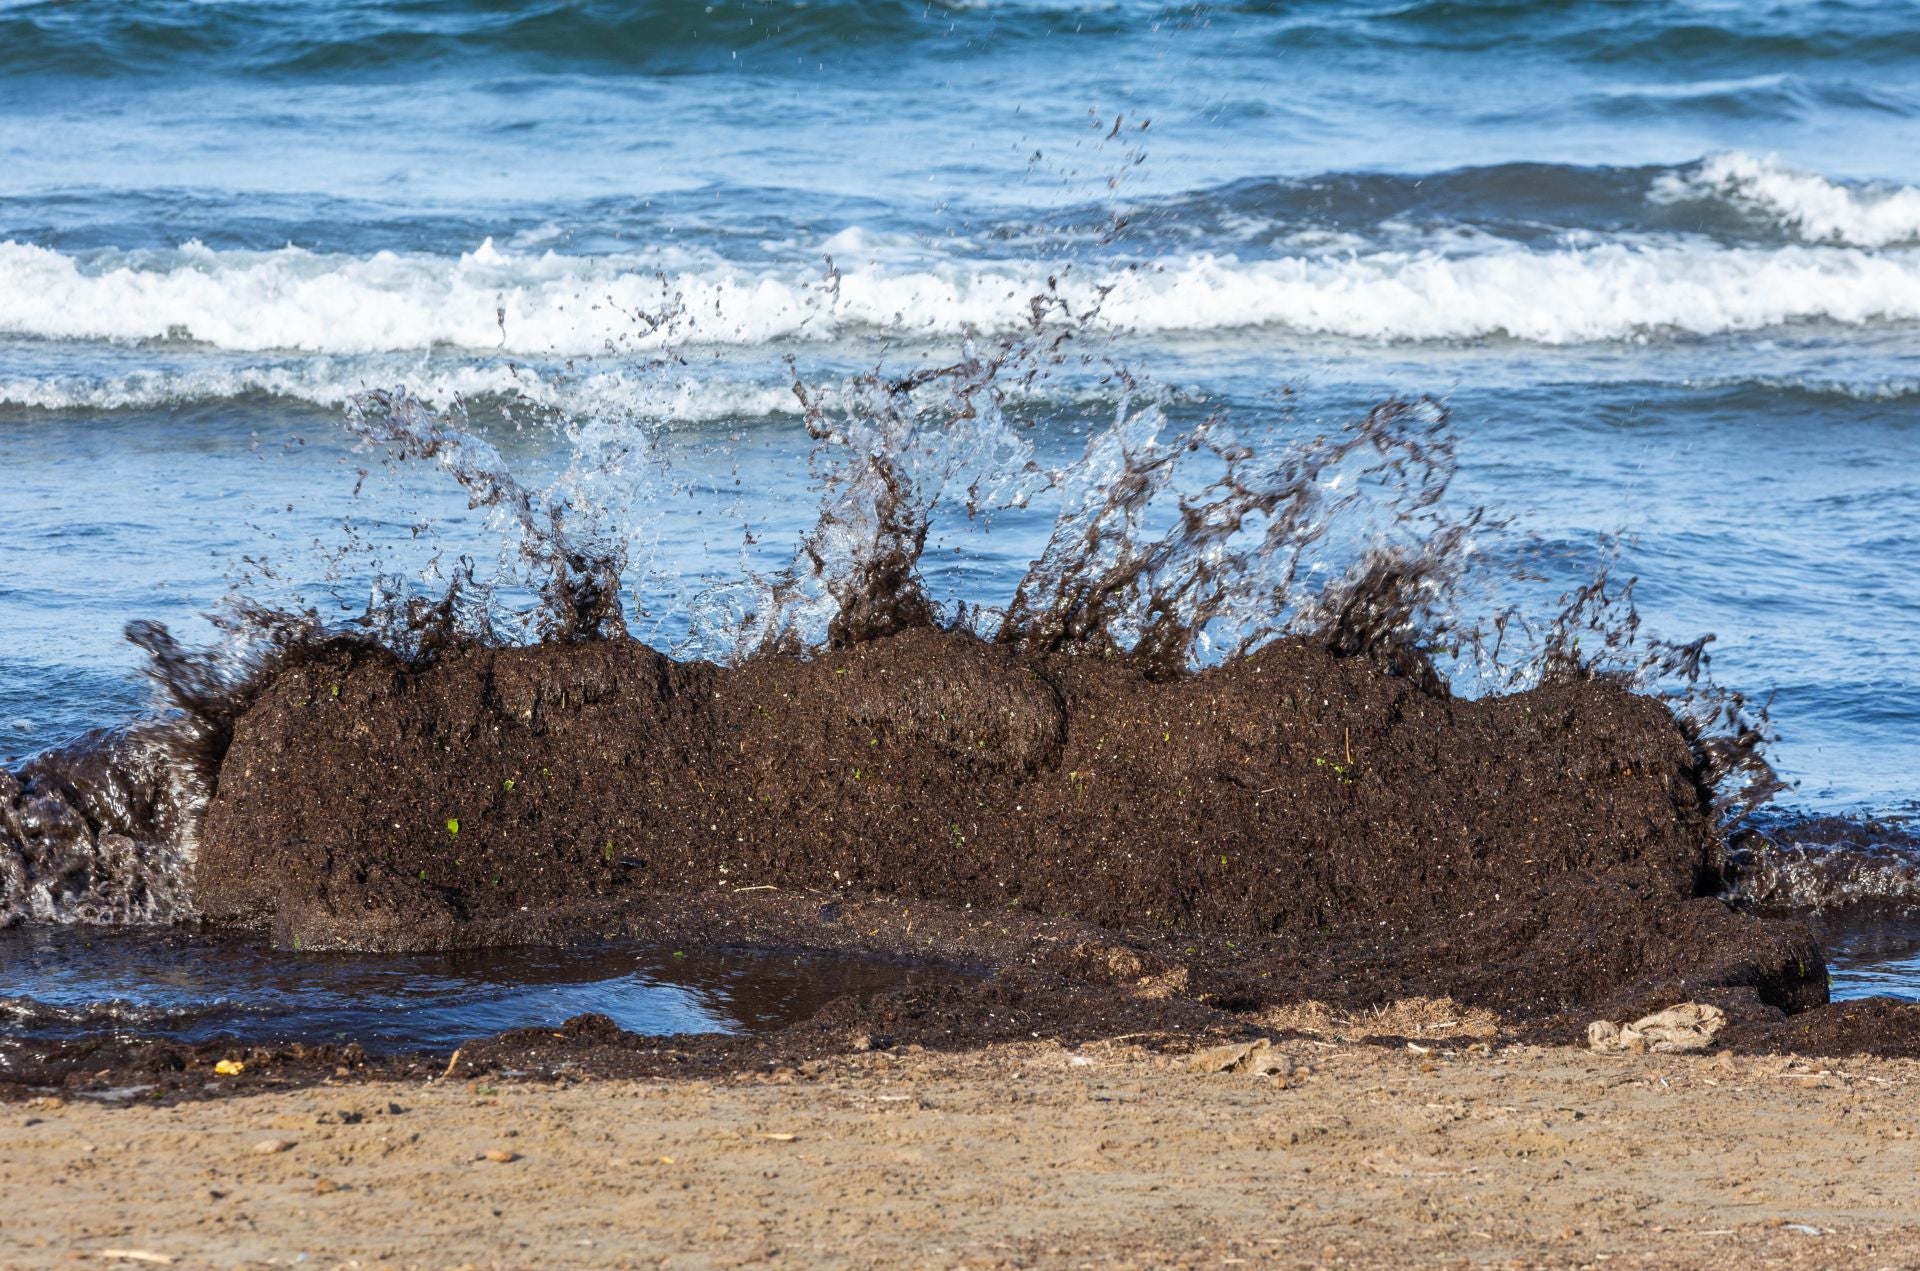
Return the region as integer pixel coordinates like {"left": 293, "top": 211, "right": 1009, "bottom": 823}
{"left": 3, "top": 1036, "right": 1917, "bottom": 1269}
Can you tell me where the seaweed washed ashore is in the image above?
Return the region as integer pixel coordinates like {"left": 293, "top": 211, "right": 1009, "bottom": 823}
{"left": 4, "top": 383, "right": 1916, "bottom": 1089}
{"left": 14, "top": 619, "right": 1919, "bottom": 1100}
{"left": 202, "top": 626, "right": 1791, "bottom": 1001}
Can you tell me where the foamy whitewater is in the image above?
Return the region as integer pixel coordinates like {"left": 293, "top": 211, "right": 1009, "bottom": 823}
{"left": 7, "top": 235, "right": 1920, "bottom": 365}
{"left": 4, "top": 0, "right": 1920, "bottom": 966}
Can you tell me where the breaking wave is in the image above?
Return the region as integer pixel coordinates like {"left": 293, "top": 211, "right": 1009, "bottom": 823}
{"left": 1652, "top": 152, "right": 1920, "bottom": 248}
{"left": 4, "top": 233, "right": 1919, "bottom": 356}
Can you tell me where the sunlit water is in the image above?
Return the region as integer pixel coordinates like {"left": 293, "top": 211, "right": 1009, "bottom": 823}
{"left": 0, "top": 928, "right": 945, "bottom": 1054}
{"left": 1815, "top": 913, "right": 1920, "bottom": 1004}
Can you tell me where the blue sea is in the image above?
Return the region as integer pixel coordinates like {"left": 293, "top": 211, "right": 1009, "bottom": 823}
{"left": 3, "top": 1, "right": 1919, "bottom": 943}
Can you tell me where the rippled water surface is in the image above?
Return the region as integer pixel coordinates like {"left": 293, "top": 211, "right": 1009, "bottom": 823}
{"left": 0, "top": 928, "right": 941, "bottom": 1054}
{"left": 1816, "top": 913, "right": 1920, "bottom": 1004}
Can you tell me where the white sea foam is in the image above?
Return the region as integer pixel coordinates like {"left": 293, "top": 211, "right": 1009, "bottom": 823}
{"left": 0, "top": 358, "right": 804, "bottom": 418}
{"left": 1651, "top": 151, "right": 1920, "bottom": 248}
{"left": 3, "top": 233, "right": 1918, "bottom": 356}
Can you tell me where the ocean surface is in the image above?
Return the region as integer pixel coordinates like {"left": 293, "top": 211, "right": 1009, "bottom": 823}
{"left": 3, "top": 1, "right": 1920, "bottom": 1000}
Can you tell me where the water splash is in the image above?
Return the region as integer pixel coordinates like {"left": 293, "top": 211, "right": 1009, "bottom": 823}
{"left": 1516, "top": 561, "right": 1786, "bottom": 822}
{"left": 721, "top": 341, "right": 1051, "bottom": 655}
{"left": 335, "top": 319, "right": 1782, "bottom": 827}
{"left": 345, "top": 388, "right": 630, "bottom": 644}
{"left": 0, "top": 607, "right": 348, "bottom": 925}
{"left": 997, "top": 394, "right": 1474, "bottom": 682}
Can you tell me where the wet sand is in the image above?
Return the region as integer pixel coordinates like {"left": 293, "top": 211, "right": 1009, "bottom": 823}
{"left": 5, "top": 1035, "right": 1917, "bottom": 1269}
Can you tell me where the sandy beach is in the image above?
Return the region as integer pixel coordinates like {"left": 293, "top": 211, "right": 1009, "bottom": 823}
{"left": 6, "top": 1035, "right": 1917, "bottom": 1269}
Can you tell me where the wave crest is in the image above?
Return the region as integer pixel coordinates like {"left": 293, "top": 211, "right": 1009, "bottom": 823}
{"left": 1651, "top": 152, "right": 1920, "bottom": 248}
{"left": 5, "top": 235, "right": 1919, "bottom": 356}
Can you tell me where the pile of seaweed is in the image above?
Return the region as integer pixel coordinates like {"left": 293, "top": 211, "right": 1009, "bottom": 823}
{"left": 197, "top": 619, "right": 1820, "bottom": 1016}
{"left": 10, "top": 337, "right": 1910, "bottom": 1078}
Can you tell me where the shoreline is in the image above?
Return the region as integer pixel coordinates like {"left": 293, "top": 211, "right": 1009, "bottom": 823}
{"left": 5, "top": 1036, "right": 1917, "bottom": 1268}
{"left": 8, "top": 884, "right": 1920, "bottom": 1103}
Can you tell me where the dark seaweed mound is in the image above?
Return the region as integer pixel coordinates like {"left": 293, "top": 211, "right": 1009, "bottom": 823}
{"left": 194, "top": 626, "right": 1823, "bottom": 1023}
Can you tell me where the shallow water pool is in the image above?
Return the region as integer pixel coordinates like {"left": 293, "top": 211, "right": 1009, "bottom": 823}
{"left": 0, "top": 928, "right": 945, "bottom": 1056}
{"left": 1816, "top": 913, "right": 1920, "bottom": 1005}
